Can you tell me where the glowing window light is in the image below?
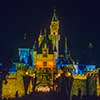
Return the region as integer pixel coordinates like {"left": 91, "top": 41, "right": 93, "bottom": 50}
{"left": 25, "top": 72, "right": 28, "bottom": 75}
{"left": 65, "top": 72, "right": 71, "bottom": 77}
{"left": 56, "top": 73, "right": 61, "bottom": 78}
{"left": 31, "top": 73, "right": 35, "bottom": 78}
{"left": 37, "top": 86, "right": 50, "bottom": 92}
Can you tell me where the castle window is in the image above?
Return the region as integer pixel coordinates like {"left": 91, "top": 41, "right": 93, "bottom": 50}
{"left": 43, "top": 50, "right": 47, "bottom": 57}
{"left": 43, "top": 54, "right": 47, "bottom": 57}
{"left": 43, "top": 62, "right": 47, "bottom": 66}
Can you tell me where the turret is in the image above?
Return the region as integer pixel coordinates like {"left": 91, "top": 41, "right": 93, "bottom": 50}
{"left": 64, "top": 37, "right": 68, "bottom": 55}
{"left": 50, "top": 9, "right": 59, "bottom": 35}
{"left": 49, "top": 9, "right": 60, "bottom": 58}
{"left": 38, "top": 30, "right": 44, "bottom": 47}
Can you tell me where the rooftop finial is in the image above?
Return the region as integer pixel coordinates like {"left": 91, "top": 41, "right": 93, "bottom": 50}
{"left": 54, "top": 8, "right": 56, "bottom": 14}
{"left": 52, "top": 8, "right": 58, "bottom": 21}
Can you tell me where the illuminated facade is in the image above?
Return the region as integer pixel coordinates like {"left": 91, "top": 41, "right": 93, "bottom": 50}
{"left": 34, "top": 43, "right": 56, "bottom": 69}
{"left": 1, "top": 9, "right": 100, "bottom": 99}
{"left": 49, "top": 9, "right": 60, "bottom": 58}
{"left": 18, "top": 48, "right": 30, "bottom": 64}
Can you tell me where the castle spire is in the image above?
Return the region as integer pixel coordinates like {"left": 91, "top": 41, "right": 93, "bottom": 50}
{"left": 44, "top": 28, "right": 47, "bottom": 37}
{"left": 50, "top": 9, "right": 59, "bottom": 35}
{"left": 52, "top": 9, "right": 58, "bottom": 22}
{"left": 49, "top": 9, "right": 60, "bottom": 59}
{"left": 65, "top": 37, "right": 68, "bottom": 54}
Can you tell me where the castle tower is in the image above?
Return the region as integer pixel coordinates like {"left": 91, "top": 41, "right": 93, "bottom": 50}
{"left": 64, "top": 37, "right": 68, "bottom": 56}
{"left": 50, "top": 9, "right": 59, "bottom": 35}
{"left": 49, "top": 9, "right": 60, "bottom": 58}
{"left": 64, "top": 37, "right": 75, "bottom": 64}
{"left": 38, "top": 30, "right": 44, "bottom": 47}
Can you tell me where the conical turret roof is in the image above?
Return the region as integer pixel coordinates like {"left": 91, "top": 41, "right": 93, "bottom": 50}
{"left": 52, "top": 9, "right": 58, "bottom": 22}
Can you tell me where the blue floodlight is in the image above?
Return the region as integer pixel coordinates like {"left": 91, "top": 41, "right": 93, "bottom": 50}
{"left": 86, "top": 65, "right": 96, "bottom": 71}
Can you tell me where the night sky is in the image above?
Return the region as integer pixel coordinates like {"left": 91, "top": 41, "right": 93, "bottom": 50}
{"left": 0, "top": 0, "right": 100, "bottom": 65}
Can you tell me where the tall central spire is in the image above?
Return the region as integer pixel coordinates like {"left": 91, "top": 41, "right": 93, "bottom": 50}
{"left": 49, "top": 9, "right": 60, "bottom": 59}
{"left": 65, "top": 37, "right": 68, "bottom": 54}
{"left": 52, "top": 9, "right": 58, "bottom": 22}
{"left": 50, "top": 9, "right": 59, "bottom": 35}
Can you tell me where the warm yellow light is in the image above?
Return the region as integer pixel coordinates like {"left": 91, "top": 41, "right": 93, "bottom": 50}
{"left": 57, "top": 73, "right": 61, "bottom": 77}
{"left": 31, "top": 73, "right": 35, "bottom": 78}
{"left": 58, "top": 69, "right": 63, "bottom": 74}
{"left": 37, "top": 86, "right": 50, "bottom": 92}
{"left": 55, "top": 73, "right": 61, "bottom": 79}
{"left": 25, "top": 72, "right": 28, "bottom": 75}
{"left": 65, "top": 72, "right": 71, "bottom": 77}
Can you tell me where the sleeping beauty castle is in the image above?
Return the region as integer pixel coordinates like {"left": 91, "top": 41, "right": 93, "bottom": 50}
{"left": 1, "top": 9, "right": 100, "bottom": 99}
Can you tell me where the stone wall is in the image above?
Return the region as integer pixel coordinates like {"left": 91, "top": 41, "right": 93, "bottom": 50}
{"left": 72, "top": 79, "right": 86, "bottom": 96}
{"left": 1, "top": 73, "right": 97, "bottom": 98}
{"left": 2, "top": 75, "right": 17, "bottom": 98}
{"left": 2, "top": 72, "right": 25, "bottom": 99}
{"left": 72, "top": 75, "right": 97, "bottom": 96}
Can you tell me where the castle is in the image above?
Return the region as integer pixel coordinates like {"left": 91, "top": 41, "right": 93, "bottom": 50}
{"left": 1, "top": 9, "right": 100, "bottom": 99}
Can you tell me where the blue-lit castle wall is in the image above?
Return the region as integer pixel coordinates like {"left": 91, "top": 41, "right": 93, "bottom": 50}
{"left": 18, "top": 48, "right": 30, "bottom": 64}
{"left": 56, "top": 57, "right": 96, "bottom": 75}
{"left": 7, "top": 48, "right": 97, "bottom": 75}
{"left": 18, "top": 48, "right": 34, "bottom": 67}
{"left": 1, "top": 49, "right": 97, "bottom": 97}
{"left": 73, "top": 64, "right": 96, "bottom": 75}
{"left": 1, "top": 44, "right": 97, "bottom": 98}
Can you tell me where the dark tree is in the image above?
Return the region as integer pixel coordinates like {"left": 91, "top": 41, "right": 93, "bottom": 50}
{"left": 32, "top": 76, "right": 37, "bottom": 92}
{"left": 23, "top": 75, "right": 31, "bottom": 95}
